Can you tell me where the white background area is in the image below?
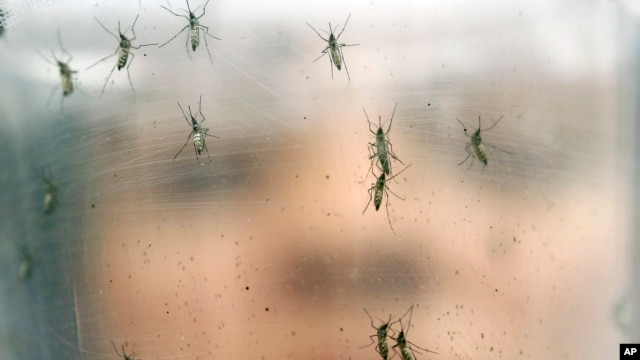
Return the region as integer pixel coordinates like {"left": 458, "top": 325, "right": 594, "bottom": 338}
{"left": 0, "top": 0, "right": 635, "bottom": 359}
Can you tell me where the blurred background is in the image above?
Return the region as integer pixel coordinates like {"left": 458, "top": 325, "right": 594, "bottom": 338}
{"left": 0, "top": 0, "right": 636, "bottom": 359}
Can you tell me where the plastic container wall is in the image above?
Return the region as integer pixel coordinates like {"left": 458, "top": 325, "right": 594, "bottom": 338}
{"left": 0, "top": 0, "right": 634, "bottom": 359}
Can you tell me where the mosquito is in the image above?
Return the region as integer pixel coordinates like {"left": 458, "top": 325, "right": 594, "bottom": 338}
{"left": 363, "top": 164, "right": 412, "bottom": 232}
{"left": 364, "top": 103, "right": 404, "bottom": 178}
{"left": 40, "top": 30, "right": 78, "bottom": 110}
{"left": 42, "top": 176, "right": 58, "bottom": 215}
{"left": 159, "top": 0, "right": 221, "bottom": 63}
{"left": 18, "top": 245, "right": 35, "bottom": 281}
{"left": 173, "top": 95, "right": 219, "bottom": 164}
{"left": 456, "top": 115, "right": 509, "bottom": 168}
{"left": 391, "top": 305, "right": 438, "bottom": 360}
{"left": 112, "top": 341, "right": 136, "bottom": 360}
{"left": 307, "top": 13, "right": 359, "bottom": 83}
{"left": 361, "top": 308, "right": 394, "bottom": 360}
{"left": 87, "top": 15, "right": 157, "bottom": 96}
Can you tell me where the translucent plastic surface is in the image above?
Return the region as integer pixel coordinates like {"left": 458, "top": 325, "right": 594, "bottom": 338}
{"left": 0, "top": 0, "right": 634, "bottom": 359}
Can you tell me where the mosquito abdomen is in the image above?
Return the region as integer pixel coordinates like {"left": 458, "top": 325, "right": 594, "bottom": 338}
{"left": 475, "top": 143, "right": 487, "bottom": 165}
{"left": 193, "top": 132, "right": 204, "bottom": 154}
{"left": 331, "top": 47, "right": 342, "bottom": 70}
{"left": 374, "top": 175, "right": 385, "bottom": 211}
{"left": 117, "top": 46, "right": 129, "bottom": 70}
{"left": 190, "top": 24, "right": 200, "bottom": 51}
{"left": 61, "top": 75, "right": 73, "bottom": 96}
{"left": 58, "top": 63, "right": 74, "bottom": 96}
{"left": 376, "top": 132, "right": 390, "bottom": 175}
